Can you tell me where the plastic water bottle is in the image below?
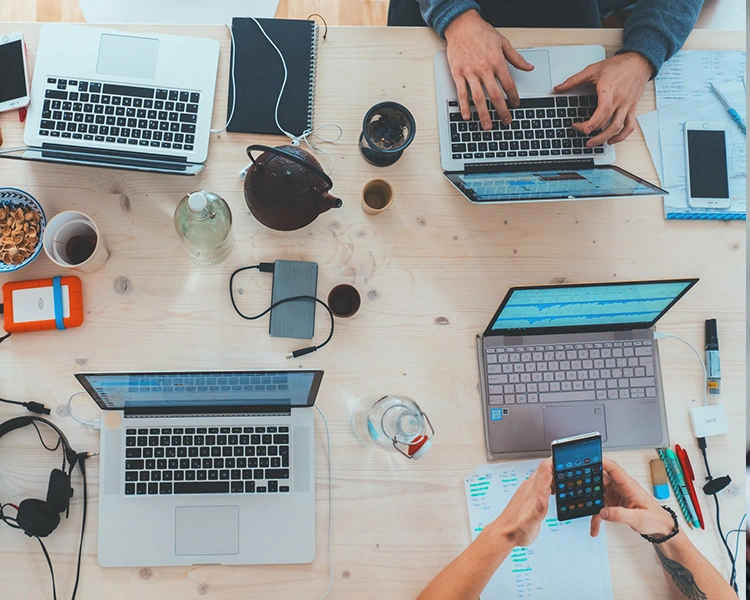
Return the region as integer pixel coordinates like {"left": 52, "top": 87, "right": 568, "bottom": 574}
{"left": 352, "top": 394, "right": 434, "bottom": 459}
{"left": 174, "top": 190, "right": 234, "bottom": 265}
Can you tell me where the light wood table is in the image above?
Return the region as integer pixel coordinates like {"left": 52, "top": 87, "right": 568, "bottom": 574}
{"left": 0, "top": 23, "right": 745, "bottom": 600}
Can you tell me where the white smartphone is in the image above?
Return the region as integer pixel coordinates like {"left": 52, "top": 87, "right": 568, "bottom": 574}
{"left": 684, "top": 121, "right": 731, "bottom": 209}
{"left": 0, "top": 32, "right": 30, "bottom": 113}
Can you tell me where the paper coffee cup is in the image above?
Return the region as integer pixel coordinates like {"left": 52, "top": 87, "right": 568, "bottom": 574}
{"left": 361, "top": 179, "right": 394, "bottom": 215}
{"left": 43, "top": 210, "right": 109, "bottom": 273}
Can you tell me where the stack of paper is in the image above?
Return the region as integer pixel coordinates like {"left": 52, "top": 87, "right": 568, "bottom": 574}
{"left": 465, "top": 459, "right": 613, "bottom": 600}
{"left": 636, "top": 50, "right": 746, "bottom": 220}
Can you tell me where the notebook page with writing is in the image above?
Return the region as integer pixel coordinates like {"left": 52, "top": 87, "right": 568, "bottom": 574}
{"left": 466, "top": 459, "right": 613, "bottom": 600}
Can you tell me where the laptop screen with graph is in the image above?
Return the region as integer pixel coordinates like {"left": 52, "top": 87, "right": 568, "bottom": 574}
{"left": 484, "top": 279, "right": 698, "bottom": 336}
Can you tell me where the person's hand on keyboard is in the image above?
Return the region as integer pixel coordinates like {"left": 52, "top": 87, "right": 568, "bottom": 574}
{"left": 553, "top": 52, "right": 654, "bottom": 147}
{"left": 445, "top": 9, "right": 534, "bottom": 130}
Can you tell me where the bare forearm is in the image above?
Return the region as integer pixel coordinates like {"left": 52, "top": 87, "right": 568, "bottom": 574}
{"left": 652, "top": 531, "right": 735, "bottom": 600}
{"left": 416, "top": 521, "right": 514, "bottom": 600}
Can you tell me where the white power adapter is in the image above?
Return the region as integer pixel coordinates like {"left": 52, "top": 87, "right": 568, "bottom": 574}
{"left": 689, "top": 404, "right": 728, "bottom": 438}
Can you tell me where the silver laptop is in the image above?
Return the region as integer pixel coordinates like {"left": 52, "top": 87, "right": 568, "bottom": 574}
{"left": 13, "top": 24, "right": 219, "bottom": 175}
{"left": 476, "top": 279, "right": 698, "bottom": 457}
{"left": 434, "top": 45, "right": 666, "bottom": 203}
{"left": 76, "top": 369, "right": 322, "bottom": 567}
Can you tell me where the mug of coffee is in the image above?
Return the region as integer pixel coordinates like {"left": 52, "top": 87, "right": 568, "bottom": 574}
{"left": 43, "top": 211, "right": 109, "bottom": 273}
{"left": 361, "top": 179, "right": 394, "bottom": 215}
{"left": 327, "top": 284, "right": 361, "bottom": 318}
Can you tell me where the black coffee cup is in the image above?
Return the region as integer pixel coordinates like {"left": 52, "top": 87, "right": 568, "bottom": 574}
{"left": 327, "top": 284, "right": 361, "bottom": 318}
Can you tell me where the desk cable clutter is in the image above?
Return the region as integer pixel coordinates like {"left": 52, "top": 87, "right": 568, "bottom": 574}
{"left": 0, "top": 415, "right": 97, "bottom": 600}
{"left": 652, "top": 330, "right": 737, "bottom": 591}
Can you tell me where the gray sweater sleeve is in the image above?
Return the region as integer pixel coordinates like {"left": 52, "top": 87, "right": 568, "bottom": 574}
{"left": 418, "top": 0, "right": 479, "bottom": 38}
{"left": 618, "top": 0, "right": 704, "bottom": 74}
{"left": 417, "top": 0, "right": 703, "bottom": 74}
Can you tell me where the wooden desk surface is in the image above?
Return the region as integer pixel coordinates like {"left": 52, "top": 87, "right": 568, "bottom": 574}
{"left": 0, "top": 23, "right": 745, "bottom": 600}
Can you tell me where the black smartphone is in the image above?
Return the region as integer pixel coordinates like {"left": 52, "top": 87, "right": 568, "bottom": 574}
{"left": 551, "top": 432, "right": 604, "bottom": 520}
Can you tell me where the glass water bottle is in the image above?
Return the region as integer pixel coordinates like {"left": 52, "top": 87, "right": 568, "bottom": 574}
{"left": 174, "top": 190, "right": 234, "bottom": 265}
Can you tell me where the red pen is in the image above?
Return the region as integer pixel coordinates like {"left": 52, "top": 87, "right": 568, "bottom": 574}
{"left": 676, "top": 445, "right": 704, "bottom": 529}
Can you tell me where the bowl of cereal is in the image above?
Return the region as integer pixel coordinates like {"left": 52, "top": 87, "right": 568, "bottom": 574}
{"left": 0, "top": 188, "right": 46, "bottom": 272}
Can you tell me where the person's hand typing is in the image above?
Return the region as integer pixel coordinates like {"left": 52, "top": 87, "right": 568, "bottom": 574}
{"left": 444, "top": 9, "right": 534, "bottom": 130}
{"left": 590, "top": 459, "right": 676, "bottom": 539}
{"left": 553, "top": 52, "right": 654, "bottom": 147}
{"left": 492, "top": 458, "right": 553, "bottom": 547}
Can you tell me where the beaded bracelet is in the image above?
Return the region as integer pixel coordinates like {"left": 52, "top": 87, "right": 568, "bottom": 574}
{"left": 640, "top": 505, "right": 680, "bottom": 544}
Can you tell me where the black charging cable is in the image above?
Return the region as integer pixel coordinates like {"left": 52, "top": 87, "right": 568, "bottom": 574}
{"left": 0, "top": 397, "right": 51, "bottom": 415}
{"left": 229, "top": 263, "right": 335, "bottom": 358}
{"left": 697, "top": 437, "right": 737, "bottom": 593}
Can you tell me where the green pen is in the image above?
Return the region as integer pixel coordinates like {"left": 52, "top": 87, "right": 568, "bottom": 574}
{"left": 665, "top": 448, "right": 701, "bottom": 529}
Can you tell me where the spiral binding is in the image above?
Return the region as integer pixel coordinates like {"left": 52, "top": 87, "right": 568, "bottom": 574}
{"left": 308, "top": 22, "right": 319, "bottom": 132}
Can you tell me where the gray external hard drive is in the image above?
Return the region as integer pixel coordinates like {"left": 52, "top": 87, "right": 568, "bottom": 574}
{"left": 269, "top": 260, "right": 318, "bottom": 339}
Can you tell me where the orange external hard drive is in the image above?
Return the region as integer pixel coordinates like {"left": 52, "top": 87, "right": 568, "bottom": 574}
{"left": 2, "top": 276, "right": 83, "bottom": 333}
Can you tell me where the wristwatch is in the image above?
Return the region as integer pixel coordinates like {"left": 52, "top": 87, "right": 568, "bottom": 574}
{"left": 640, "top": 505, "right": 679, "bottom": 544}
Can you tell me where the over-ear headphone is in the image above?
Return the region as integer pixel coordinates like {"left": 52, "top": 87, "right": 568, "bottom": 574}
{"left": 0, "top": 415, "right": 92, "bottom": 600}
{"left": 0, "top": 416, "right": 78, "bottom": 537}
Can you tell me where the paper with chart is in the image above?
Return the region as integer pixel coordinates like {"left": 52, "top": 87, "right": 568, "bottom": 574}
{"left": 656, "top": 82, "right": 745, "bottom": 219}
{"left": 637, "top": 50, "right": 746, "bottom": 219}
{"left": 654, "top": 50, "right": 746, "bottom": 105}
{"left": 465, "top": 459, "right": 613, "bottom": 600}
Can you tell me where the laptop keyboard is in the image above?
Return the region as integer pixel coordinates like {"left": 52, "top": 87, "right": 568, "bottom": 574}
{"left": 448, "top": 96, "right": 606, "bottom": 161}
{"left": 485, "top": 340, "right": 656, "bottom": 405}
{"left": 123, "top": 425, "right": 291, "bottom": 496}
{"left": 39, "top": 77, "right": 200, "bottom": 152}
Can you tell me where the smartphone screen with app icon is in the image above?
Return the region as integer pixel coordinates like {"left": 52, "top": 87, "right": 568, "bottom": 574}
{"left": 552, "top": 432, "right": 604, "bottom": 520}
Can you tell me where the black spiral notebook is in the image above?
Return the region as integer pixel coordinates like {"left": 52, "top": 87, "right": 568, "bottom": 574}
{"left": 227, "top": 17, "right": 319, "bottom": 135}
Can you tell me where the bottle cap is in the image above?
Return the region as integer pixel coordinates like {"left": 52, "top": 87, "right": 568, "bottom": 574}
{"left": 187, "top": 191, "right": 208, "bottom": 213}
{"left": 408, "top": 435, "right": 432, "bottom": 460}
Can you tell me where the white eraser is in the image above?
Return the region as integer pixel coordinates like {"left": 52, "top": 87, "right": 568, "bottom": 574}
{"left": 689, "top": 404, "right": 728, "bottom": 438}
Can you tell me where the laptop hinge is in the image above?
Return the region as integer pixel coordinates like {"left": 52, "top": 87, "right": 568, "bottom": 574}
{"left": 40, "top": 142, "right": 189, "bottom": 163}
{"left": 123, "top": 406, "right": 293, "bottom": 418}
{"left": 465, "top": 158, "right": 595, "bottom": 174}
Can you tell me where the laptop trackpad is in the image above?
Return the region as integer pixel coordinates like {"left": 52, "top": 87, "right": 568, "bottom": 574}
{"left": 97, "top": 34, "right": 159, "bottom": 79}
{"left": 508, "top": 49, "right": 552, "bottom": 94}
{"left": 543, "top": 404, "right": 606, "bottom": 445}
{"left": 175, "top": 506, "right": 239, "bottom": 556}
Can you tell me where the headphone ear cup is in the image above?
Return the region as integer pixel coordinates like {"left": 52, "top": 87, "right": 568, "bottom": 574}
{"left": 16, "top": 498, "right": 60, "bottom": 538}
{"left": 46, "top": 468, "right": 72, "bottom": 514}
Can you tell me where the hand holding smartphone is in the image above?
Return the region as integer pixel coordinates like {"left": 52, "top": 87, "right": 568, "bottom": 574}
{"left": 552, "top": 432, "right": 604, "bottom": 521}
{"left": 0, "top": 33, "right": 30, "bottom": 113}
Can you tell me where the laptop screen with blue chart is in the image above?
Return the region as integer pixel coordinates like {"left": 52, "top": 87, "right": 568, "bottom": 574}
{"left": 445, "top": 165, "right": 666, "bottom": 203}
{"left": 76, "top": 370, "right": 323, "bottom": 410}
{"left": 485, "top": 279, "right": 698, "bottom": 336}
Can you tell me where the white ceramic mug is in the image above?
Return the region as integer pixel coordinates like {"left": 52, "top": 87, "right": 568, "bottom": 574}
{"left": 43, "top": 210, "right": 109, "bottom": 273}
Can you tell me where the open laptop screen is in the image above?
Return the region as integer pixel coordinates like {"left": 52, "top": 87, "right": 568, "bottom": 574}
{"left": 485, "top": 279, "right": 697, "bottom": 336}
{"left": 76, "top": 370, "right": 323, "bottom": 410}
{"left": 445, "top": 165, "right": 665, "bottom": 202}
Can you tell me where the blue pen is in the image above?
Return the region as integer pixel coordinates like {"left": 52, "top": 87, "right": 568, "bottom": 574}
{"left": 710, "top": 83, "right": 746, "bottom": 135}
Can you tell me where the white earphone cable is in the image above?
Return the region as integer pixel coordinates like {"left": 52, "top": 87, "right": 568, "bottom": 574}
{"left": 217, "top": 18, "right": 341, "bottom": 175}
{"left": 314, "top": 404, "right": 334, "bottom": 600}
{"left": 653, "top": 331, "right": 708, "bottom": 406}
{"left": 67, "top": 391, "right": 99, "bottom": 429}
